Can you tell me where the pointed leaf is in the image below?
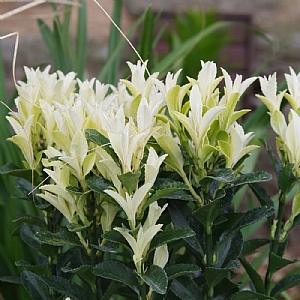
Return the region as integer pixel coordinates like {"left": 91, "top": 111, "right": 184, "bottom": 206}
{"left": 168, "top": 201, "right": 204, "bottom": 255}
{"left": 0, "top": 162, "right": 40, "bottom": 185}
{"left": 85, "top": 129, "right": 117, "bottom": 159}
{"left": 216, "top": 231, "right": 243, "bottom": 268}
{"left": 242, "top": 238, "right": 270, "bottom": 256}
{"left": 66, "top": 186, "right": 83, "bottom": 195}
{"left": 92, "top": 261, "right": 139, "bottom": 294}
{"left": 231, "top": 290, "right": 275, "bottom": 300}
{"left": 118, "top": 171, "right": 141, "bottom": 194}
{"left": 62, "top": 265, "right": 95, "bottom": 288}
{"left": 145, "top": 181, "right": 190, "bottom": 209}
{"left": 102, "top": 230, "right": 132, "bottom": 253}
{"left": 35, "top": 230, "right": 82, "bottom": 247}
{"left": 269, "top": 253, "right": 296, "bottom": 274}
{"left": 278, "top": 163, "right": 297, "bottom": 195}
{"left": 150, "top": 228, "right": 195, "bottom": 252}
{"left": 229, "top": 171, "right": 272, "bottom": 188}
{"left": 204, "top": 267, "right": 230, "bottom": 289}
{"left": 21, "top": 271, "right": 52, "bottom": 300}
{"left": 205, "top": 168, "right": 234, "bottom": 183}
{"left": 0, "top": 276, "right": 22, "bottom": 285}
{"left": 249, "top": 183, "right": 274, "bottom": 208}
{"left": 165, "top": 264, "right": 201, "bottom": 280}
{"left": 66, "top": 221, "right": 92, "bottom": 232}
{"left": 138, "top": 265, "right": 167, "bottom": 294}
{"left": 193, "top": 197, "right": 222, "bottom": 229}
{"left": 271, "top": 274, "right": 300, "bottom": 297}
{"left": 42, "top": 275, "right": 87, "bottom": 300}
{"left": 20, "top": 224, "right": 42, "bottom": 251}
{"left": 15, "top": 260, "right": 48, "bottom": 274}
{"left": 239, "top": 257, "right": 265, "bottom": 294}
{"left": 87, "top": 175, "right": 112, "bottom": 195}
{"left": 170, "top": 276, "right": 201, "bottom": 300}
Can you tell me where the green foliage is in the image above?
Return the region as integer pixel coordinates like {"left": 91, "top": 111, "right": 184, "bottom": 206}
{"left": 38, "top": 0, "right": 86, "bottom": 78}
{"left": 163, "top": 9, "right": 230, "bottom": 83}
{"left": 1, "top": 1, "right": 300, "bottom": 300}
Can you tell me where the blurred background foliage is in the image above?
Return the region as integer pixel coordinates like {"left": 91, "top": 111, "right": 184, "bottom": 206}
{"left": 0, "top": 1, "right": 298, "bottom": 299}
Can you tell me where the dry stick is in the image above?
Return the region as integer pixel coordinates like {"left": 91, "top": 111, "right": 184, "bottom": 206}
{"left": 0, "top": 0, "right": 79, "bottom": 21}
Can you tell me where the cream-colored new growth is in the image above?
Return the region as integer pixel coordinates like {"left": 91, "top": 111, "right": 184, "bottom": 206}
{"left": 1, "top": 1, "right": 144, "bottom": 196}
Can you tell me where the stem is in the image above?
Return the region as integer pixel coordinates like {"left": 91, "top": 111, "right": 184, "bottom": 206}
{"left": 88, "top": 192, "right": 102, "bottom": 299}
{"left": 140, "top": 281, "right": 147, "bottom": 300}
{"left": 265, "top": 192, "right": 286, "bottom": 295}
{"left": 181, "top": 172, "right": 203, "bottom": 205}
{"left": 205, "top": 225, "right": 214, "bottom": 300}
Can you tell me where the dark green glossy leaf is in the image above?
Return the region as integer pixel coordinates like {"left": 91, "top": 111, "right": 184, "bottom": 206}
{"left": 231, "top": 290, "right": 275, "bottom": 300}
{"left": 216, "top": 231, "right": 243, "bottom": 268}
{"left": 138, "top": 265, "right": 167, "bottom": 294}
{"left": 0, "top": 163, "right": 40, "bottom": 185}
{"left": 35, "top": 230, "right": 82, "bottom": 247}
{"left": 15, "top": 260, "right": 48, "bottom": 274}
{"left": 13, "top": 215, "right": 47, "bottom": 230}
{"left": 0, "top": 276, "right": 22, "bottom": 284}
{"left": 15, "top": 178, "right": 50, "bottom": 209}
{"left": 242, "top": 238, "right": 270, "bottom": 256}
{"left": 150, "top": 228, "right": 195, "bottom": 252}
{"left": 230, "top": 171, "right": 272, "bottom": 188}
{"left": 239, "top": 257, "right": 265, "bottom": 294}
{"left": 20, "top": 224, "right": 42, "bottom": 251}
{"left": 193, "top": 197, "right": 222, "bottom": 229}
{"left": 204, "top": 267, "right": 230, "bottom": 289}
{"left": 42, "top": 275, "right": 87, "bottom": 300}
{"left": 202, "top": 168, "right": 234, "bottom": 184}
{"left": 92, "top": 261, "right": 139, "bottom": 294}
{"left": 87, "top": 175, "right": 112, "bottom": 195}
{"left": 118, "top": 171, "right": 141, "bottom": 194}
{"left": 168, "top": 201, "right": 204, "bottom": 256}
{"left": 62, "top": 265, "right": 94, "bottom": 287}
{"left": 214, "top": 278, "right": 239, "bottom": 299}
{"left": 85, "top": 128, "right": 109, "bottom": 146}
{"left": 21, "top": 271, "right": 52, "bottom": 300}
{"left": 85, "top": 129, "right": 117, "bottom": 160}
{"left": 90, "top": 241, "right": 119, "bottom": 253}
{"left": 249, "top": 183, "right": 274, "bottom": 208}
{"left": 271, "top": 274, "right": 300, "bottom": 297}
{"left": 147, "top": 181, "right": 190, "bottom": 206}
{"left": 278, "top": 163, "right": 298, "bottom": 195}
{"left": 269, "top": 253, "right": 296, "bottom": 275}
{"left": 66, "top": 186, "right": 83, "bottom": 195}
{"left": 165, "top": 264, "right": 201, "bottom": 280}
{"left": 228, "top": 206, "right": 275, "bottom": 233}
{"left": 170, "top": 276, "right": 201, "bottom": 300}
{"left": 66, "top": 221, "right": 92, "bottom": 232}
{"left": 102, "top": 229, "right": 132, "bottom": 253}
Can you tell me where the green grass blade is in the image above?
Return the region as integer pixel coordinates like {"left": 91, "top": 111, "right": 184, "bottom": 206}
{"left": 137, "top": 6, "right": 154, "bottom": 72}
{"left": 154, "top": 21, "right": 232, "bottom": 76}
{"left": 37, "top": 19, "right": 55, "bottom": 61}
{"left": 106, "top": 0, "right": 123, "bottom": 85}
{"left": 76, "top": 0, "right": 87, "bottom": 79}
{"left": 97, "top": 4, "right": 146, "bottom": 82}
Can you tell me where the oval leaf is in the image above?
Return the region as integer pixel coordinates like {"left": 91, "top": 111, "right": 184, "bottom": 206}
{"left": 21, "top": 271, "right": 52, "bottom": 300}
{"left": 42, "top": 275, "right": 87, "bottom": 300}
{"left": 92, "top": 261, "right": 139, "bottom": 295}
{"left": 138, "top": 265, "right": 168, "bottom": 294}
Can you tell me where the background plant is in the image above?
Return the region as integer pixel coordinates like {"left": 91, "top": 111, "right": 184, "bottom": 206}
{"left": 1, "top": 1, "right": 300, "bottom": 299}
